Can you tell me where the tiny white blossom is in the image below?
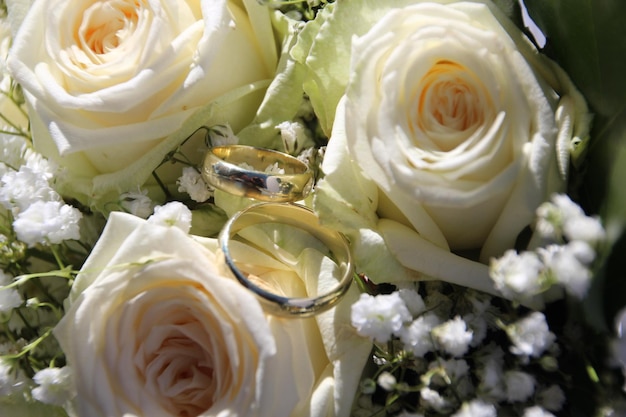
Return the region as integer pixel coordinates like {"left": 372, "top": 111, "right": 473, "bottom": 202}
{"left": 535, "top": 197, "right": 570, "bottom": 240}
{"left": 475, "top": 346, "right": 506, "bottom": 401}
{"left": 377, "top": 372, "right": 396, "bottom": 391}
{"left": 120, "top": 189, "right": 154, "bottom": 218}
{"left": 23, "top": 150, "right": 56, "bottom": 180}
{"left": 428, "top": 358, "right": 472, "bottom": 395}
{"left": 0, "top": 360, "right": 27, "bottom": 396}
{"left": 538, "top": 384, "right": 566, "bottom": 412}
{"left": 541, "top": 242, "right": 594, "bottom": 298}
{"left": 549, "top": 194, "right": 585, "bottom": 222}
{"left": 0, "top": 166, "right": 59, "bottom": 212}
{"left": 398, "top": 287, "right": 426, "bottom": 317}
{"left": 537, "top": 194, "right": 605, "bottom": 245}
{"left": 0, "top": 286, "right": 22, "bottom": 312}
{"left": 523, "top": 406, "right": 556, "bottom": 417}
{"left": 490, "top": 250, "right": 544, "bottom": 299}
{"left": 148, "top": 202, "right": 192, "bottom": 233}
{"left": 399, "top": 312, "right": 441, "bottom": 357}
{"left": 563, "top": 214, "right": 605, "bottom": 244}
{"left": 13, "top": 200, "right": 82, "bottom": 246}
{"left": 464, "top": 313, "right": 488, "bottom": 347}
{"left": 296, "top": 147, "right": 317, "bottom": 166}
{"left": 177, "top": 166, "right": 212, "bottom": 202}
{"left": 420, "top": 387, "right": 450, "bottom": 413}
{"left": 439, "top": 358, "right": 470, "bottom": 381}
{"left": 507, "top": 311, "right": 556, "bottom": 358}
{"left": 504, "top": 370, "right": 535, "bottom": 402}
{"left": 277, "top": 121, "right": 310, "bottom": 154}
{"left": 451, "top": 399, "right": 497, "bottom": 417}
{"left": 32, "top": 367, "right": 75, "bottom": 406}
{"left": 208, "top": 123, "right": 239, "bottom": 147}
{"left": 432, "top": 316, "right": 473, "bottom": 357}
{"left": 351, "top": 292, "right": 412, "bottom": 343}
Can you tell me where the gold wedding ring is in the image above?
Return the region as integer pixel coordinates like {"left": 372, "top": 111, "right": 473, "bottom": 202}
{"left": 218, "top": 203, "right": 354, "bottom": 317}
{"left": 202, "top": 145, "right": 313, "bottom": 202}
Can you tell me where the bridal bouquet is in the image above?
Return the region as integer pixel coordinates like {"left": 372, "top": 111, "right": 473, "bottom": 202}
{"left": 1, "top": 0, "right": 625, "bottom": 416}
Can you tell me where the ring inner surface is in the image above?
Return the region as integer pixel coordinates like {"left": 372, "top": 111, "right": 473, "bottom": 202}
{"left": 219, "top": 203, "right": 353, "bottom": 317}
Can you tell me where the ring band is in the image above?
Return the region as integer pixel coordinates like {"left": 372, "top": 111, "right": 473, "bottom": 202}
{"left": 218, "top": 203, "right": 354, "bottom": 317}
{"left": 202, "top": 145, "right": 314, "bottom": 202}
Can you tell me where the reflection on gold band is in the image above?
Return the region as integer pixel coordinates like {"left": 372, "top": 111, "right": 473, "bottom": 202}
{"left": 202, "top": 145, "right": 313, "bottom": 202}
{"left": 218, "top": 202, "right": 354, "bottom": 317}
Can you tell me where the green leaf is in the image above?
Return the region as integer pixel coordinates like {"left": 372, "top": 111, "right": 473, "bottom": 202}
{"left": 524, "top": 0, "right": 626, "bottom": 329}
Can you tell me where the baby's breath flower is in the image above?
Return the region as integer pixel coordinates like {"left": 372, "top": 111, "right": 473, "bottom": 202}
{"left": 0, "top": 360, "right": 27, "bottom": 396}
{"left": 23, "top": 150, "right": 56, "bottom": 180}
{"left": 32, "top": 366, "right": 75, "bottom": 406}
{"left": 536, "top": 194, "right": 605, "bottom": 244}
{"left": 439, "top": 358, "right": 470, "bottom": 381}
{"left": 563, "top": 213, "right": 605, "bottom": 244}
{"left": 504, "top": 370, "right": 536, "bottom": 402}
{"left": 120, "top": 189, "right": 153, "bottom": 218}
{"left": 0, "top": 166, "right": 59, "bottom": 212}
{"left": 397, "top": 287, "right": 426, "bottom": 317}
{"left": 13, "top": 200, "right": 82, "bottom": 246}
{"left": 419, "top": 387, "right": 450, "bottom": 413}
{"left": 432, "top": 316, "right": 473, "bottom": 357}
{"left": 0, "top": 285, "right": 22, "bottom": 312}
{"left": 0, "top": 235, "right": 27, "bottom": 268}
{"left": 377, "top": 371, "right": 396, "bottom": 391}
{"left": 464, "top": 313, "right": 488, "bottom": 347}
{"left": 399, "top": 312, "right": 441, "bottom": 357}
{"left": 148, "top": 201, "right": 192, "bottom": 233}
{"left": 351, "top": 292, "right": 411, "bottom": 343}
{"left": 535, "top": 199, "right": 568, "bottom": 240}
{"left": 451, "top": 399, "right": 497, "bottom": 417}
{"left": 541, "top": 242, "right": 594, "bottom": 298}
{"left": 277, "top": 121, "right": 311, "bottom": 154}
{"left": 507, "top": 311, "right": 556, "bottom": 358}
{"left": 177, "top": 166, "right": 212, "bottom": 203}
{"left": 475, "top": 346, "right": 506, "bottom": 401}
{"left": 542, "top": 194, "right": 584, "bottom": 230}
{"left": 490, "top": 250, "right": 544, "bottom": 299}
{"left": 207, "top": 123, "right": 238, "bottom": 147}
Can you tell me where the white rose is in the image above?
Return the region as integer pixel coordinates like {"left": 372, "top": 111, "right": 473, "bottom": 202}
{"left": 55, "top": 211, "right": 369, "bottom": 417}
{"left": 6, "top": 0, "right": 278, "bottom": 205}
{"left": 311, "top": 0, "right": 590, "bottom": 295}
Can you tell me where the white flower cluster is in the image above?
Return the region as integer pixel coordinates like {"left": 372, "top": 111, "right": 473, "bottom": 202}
{"left": 176, "top": 123, "right": 239, "bottom": 203}
{"left": 177, "top": 166, "right": 213, "bottom": 203}
{"left": 0, "top": 135, "right": 82, "bottom": 248}
{"left": 31, "top": 366, "right": 75, "bottom": 406}
{"left": 147, "top": 201, "right": 192, "bottom": 233}
{"left": 351, "top": 282, "right": 565, "bottom": 416}
{"left": 119, "top": 189, "right": 154, "bottom": 218}
{"left": 490, "top": 193, "right": 605, "bottom": 302}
